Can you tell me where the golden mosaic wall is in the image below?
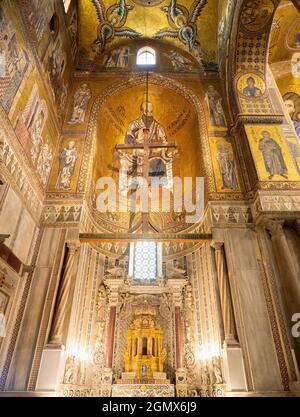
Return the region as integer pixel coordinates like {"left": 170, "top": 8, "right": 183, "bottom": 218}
{"left": 78, "top": 0, "right": 218, "bottom": 70}
{"left": 0, "top": 0, "right": 75, "bottom": 191}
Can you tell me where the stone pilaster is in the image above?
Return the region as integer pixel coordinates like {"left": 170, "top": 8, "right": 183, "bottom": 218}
{"left": 49, "top": 241, "right": 80, "bottom": 346}
{"left": 211, "top": 242, "right": 238, "bottom": 345}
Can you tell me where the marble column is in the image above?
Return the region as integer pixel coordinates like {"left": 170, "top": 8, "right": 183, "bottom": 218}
{"left": 266, "top": 220, "right": 300, "bottom": 311}
{"left": 49, "top": 242, "right": 80, "bottom": 345}
{"left": 168, "top": 277, "right": 188, "bottom": 396}
{"left": 105, "top": 306, "right": 117, "bottom": 368}
{"left": 175, "top": 306, "right": 184, "bottom": 369}
{"left": 211, "top": 242, "right": 237, "bottom": 345}
{"left": 103, "top": 276, "right": 124, "bottom": 372}
{"left": 168, "top": 278, "right": 187, "bottom": 369}
{"left": 100, "top": 276, "right": 123, "bottom": 398}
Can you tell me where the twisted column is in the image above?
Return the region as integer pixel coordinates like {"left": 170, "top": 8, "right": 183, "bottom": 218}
{"left": 212, "top": 242, "right": 237, "bottom": 344}
{"left": 49, "top": 242, "right": 80, "bottom": 345}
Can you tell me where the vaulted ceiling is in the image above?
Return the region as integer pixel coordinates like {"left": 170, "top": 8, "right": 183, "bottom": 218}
{"left": 269, "top": 0, "right": 300, "bottom": 78}
{"left": 78, "top": 0, "right": 221, "bottom": 68}
{"left": 270, "top": 1, "right": 299, "bottom": 62}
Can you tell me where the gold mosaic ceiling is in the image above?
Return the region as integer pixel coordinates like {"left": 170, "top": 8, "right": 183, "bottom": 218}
{"left": 269, "top": 0, "right": 300, "bottom": 75}
{"left": 78, "top": 0, "right": 219, "bottom": 63}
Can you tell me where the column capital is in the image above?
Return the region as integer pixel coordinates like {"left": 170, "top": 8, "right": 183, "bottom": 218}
{"left": 104, "top": 277, "right": 124, "bottom": 306}
{"left": 211, "top": 241, "right": 224, "bottom": 251}
{"left": 264, "top": 219, "right": 285, "bottom": 238}
{"left": 66, "top": 241, "right": 81, "bottom": 254}
{"left": 167, "top": 277, "right": 187, "bottom": 307}
{"left": 172, "top": 292, "right": 183, "bottom": 307}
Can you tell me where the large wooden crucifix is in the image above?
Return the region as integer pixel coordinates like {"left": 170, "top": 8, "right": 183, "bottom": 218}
{"left": 115, "top": 140, "right": 176, "bottom": 233}
{"left": 115, "top": 71, "right": 178, "bottom": 233}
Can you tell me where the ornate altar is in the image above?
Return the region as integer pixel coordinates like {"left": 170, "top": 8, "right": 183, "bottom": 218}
{"left": 112, "top": 304, "right": 174, "bottom": 397}
{"left": 117, "top": 305, "right": 169, "bottom": 385}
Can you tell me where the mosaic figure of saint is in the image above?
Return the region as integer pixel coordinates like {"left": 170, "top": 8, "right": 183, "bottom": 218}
{"left": 56, "top": 141, "right": 78, "bottom": 189}
{"left": 216, "top": 144, "right": 238, "bottom": 189}
{"left": 168, "top": 50, "right": 192, "bottom": 71}
{"left": 37, "top": 142, "right": 52, "bottom": 186}
{"left": 47, "top": 41, "right": 66, "bottom": 101}
{"left": 125, "top": 102, "right": 167, "bottom": 145}
{"left": 0, "top": 5, "right": 29, "bottom": 111}
{"left": 205, "top": 85, "right": 227, "bottom": 127}
{"left": 258, "top": 131, "right": 288, "bottom": 180}
{"left": 294, "top": 30, "right": 300, "bottom": 47}
{"left": 283, "top": 93, "right": 300, "bottom": 172}
{"left": 29, "top": 109, "right": 45, "bottom": 164}
{"left": 283, "top": 93, "right": 300, "bottom": 143}
{"left": 68, "top": 83, "right": 91, "bottom": 124}
{"left": 242, "top": 76, "right": 262, "bottom": 97}
{"left": 104, "top": 47, "right": 130, "bottom": 68}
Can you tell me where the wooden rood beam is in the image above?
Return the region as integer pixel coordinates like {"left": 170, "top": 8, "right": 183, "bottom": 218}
{"left": 79, "top": 233, "right": 212, "bottom": 243}
{"left": 116, "top": 143, "right": 176, "bottom": 150}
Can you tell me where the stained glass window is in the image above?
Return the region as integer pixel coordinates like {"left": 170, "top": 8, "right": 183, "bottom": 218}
{"left": 129, "top": 242, "right": 162, "bottom": 282}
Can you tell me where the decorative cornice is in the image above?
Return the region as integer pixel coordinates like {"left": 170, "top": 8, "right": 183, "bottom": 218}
{"left": 251, "top": 191, "right": 300, "bottom": 221}
{"left": 229, "top": 114, "right": 285, "bottom": 135}
{"left": 210, "top": 202, "right": 253, "bottom": 226}
{"left": 41, "top": 205, "right": 83, "bottom": 226}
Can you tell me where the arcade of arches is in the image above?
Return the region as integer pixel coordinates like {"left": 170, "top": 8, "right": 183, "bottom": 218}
{"left": 0, "top": 0, "right": 300, "bottom": 397}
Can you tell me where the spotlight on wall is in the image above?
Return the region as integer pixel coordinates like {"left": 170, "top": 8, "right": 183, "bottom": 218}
{"left": 66, "top": 343, "right": 92, "bottom": 362}
{"left": 195, "top": 343, "right": 221, "bottom": 362}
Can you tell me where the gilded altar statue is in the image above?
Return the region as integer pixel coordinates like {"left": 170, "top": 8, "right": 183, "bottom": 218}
{"left": 117, "top": 304, "right": 169, "bottom": 385}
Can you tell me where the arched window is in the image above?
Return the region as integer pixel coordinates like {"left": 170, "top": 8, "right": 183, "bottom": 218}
{"left": 137, "top": 47, "right": 156, "bottom": 66}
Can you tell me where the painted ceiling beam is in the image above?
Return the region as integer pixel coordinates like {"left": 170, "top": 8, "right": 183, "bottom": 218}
{"left": 79, "top": 233, "right": 212, "bottom": 242}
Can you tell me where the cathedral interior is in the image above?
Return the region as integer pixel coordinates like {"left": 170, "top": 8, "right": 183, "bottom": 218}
{"left": 1, "top": 0, "right": 300, "bottom": 398}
